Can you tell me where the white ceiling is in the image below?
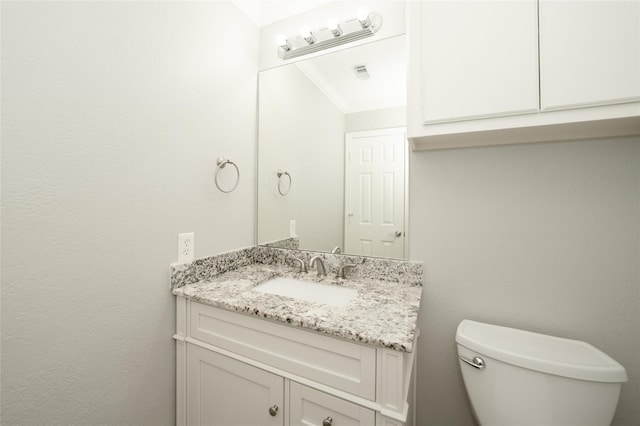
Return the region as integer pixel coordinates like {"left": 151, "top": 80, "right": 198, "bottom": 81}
{"left": 296, "top": 35, "right": 406, "bottom": 114}
{"left": 232, "top": 0, "right": 335, "bottom": 27}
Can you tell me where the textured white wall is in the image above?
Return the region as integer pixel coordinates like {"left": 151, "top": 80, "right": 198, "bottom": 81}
{"left": 258, "top": 64, "right": 344, "bottom": 251}
{"left": 410, "top": 137, "right": 640, "bottom": 425}
{"left": 1, "top": 2, "right": 258, "bottom": 424}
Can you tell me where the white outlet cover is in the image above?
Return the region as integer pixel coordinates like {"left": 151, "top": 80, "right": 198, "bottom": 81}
{"left": 178, "top": 232, "right": 194, "bottom": 263}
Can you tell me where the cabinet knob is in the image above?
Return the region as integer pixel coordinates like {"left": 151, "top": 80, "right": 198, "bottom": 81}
{"left": 268, "top": 405, "right": 278, "bottom": 416}
{"left": 394, "top": 231, "right": 402, "bottom": 237}
{"left": 322, "top": 417, "right": 333, "bottom": 426}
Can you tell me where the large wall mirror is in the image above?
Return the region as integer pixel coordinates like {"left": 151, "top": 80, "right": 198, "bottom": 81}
{"left": 257, "top": 35, "right": 408, "bottom": 259}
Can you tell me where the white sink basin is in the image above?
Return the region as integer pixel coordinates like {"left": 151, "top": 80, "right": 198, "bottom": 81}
{"left": 253, "top": 277, "right": 357, "bottom": 307}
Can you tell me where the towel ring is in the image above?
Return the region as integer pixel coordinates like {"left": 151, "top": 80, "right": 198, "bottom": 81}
{"left": 277, "top": 170, "right": 291, "bottom": 196}
{"left": 215, "top": 157, "right": 240, "bottom": 193}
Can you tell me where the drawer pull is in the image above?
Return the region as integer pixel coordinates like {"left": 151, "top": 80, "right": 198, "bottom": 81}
{"left": 268, "top": 405, "right": 279, "bottom": 416}
{"left": 322, "top": 416, "right": 333, "bottom": 426}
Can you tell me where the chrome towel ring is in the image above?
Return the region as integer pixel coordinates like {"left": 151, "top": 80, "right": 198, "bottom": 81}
{"left": 277, "top": 170, "right": 291, "bottom": 196}
{"left": 215, "top": 157, "right": 240, "bottom": 193}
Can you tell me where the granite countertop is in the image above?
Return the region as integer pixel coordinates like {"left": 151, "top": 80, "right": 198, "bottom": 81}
{"left": 173, "top": 263, "right": 422, "bottom": 352}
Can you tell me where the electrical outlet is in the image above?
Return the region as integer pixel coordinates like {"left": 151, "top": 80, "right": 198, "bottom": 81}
{"left": 178, "top": 232, "right": 194, "bottom": 263}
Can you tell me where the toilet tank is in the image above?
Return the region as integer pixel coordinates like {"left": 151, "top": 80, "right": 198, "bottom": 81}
{"left": 455, "top": 320, "right": 628, "bottom": 426}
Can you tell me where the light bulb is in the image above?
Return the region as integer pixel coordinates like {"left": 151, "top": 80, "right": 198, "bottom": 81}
{"left": 275, "top": 34, "right": 291, "bottom": 51}
{"left": 357, "top": 8, "right": 370, "bottom": 21}
{"left": 327, "top": 18, "right": 342, "bottom": 37}
{"left": 299, "top": 26, "right": 312, "bottom": 38}
{"left": 299, "top": 26, "right": 315, "bottom": 44}
{"left": 357, "top": 8, "right": 371, "bottom": 28}
{"left": 275, "top": 34, "right": 286, "bottom": 46}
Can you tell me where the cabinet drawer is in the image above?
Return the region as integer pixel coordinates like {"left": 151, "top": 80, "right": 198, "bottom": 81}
{"left": 290, "top": 382, "right": 376, "bottom": 426}
{"left": 189, "top": 302, "right": 376, "bottom": 400}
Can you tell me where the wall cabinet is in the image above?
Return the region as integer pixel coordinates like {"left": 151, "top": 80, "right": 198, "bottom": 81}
{"left": 539, "top": 0, "right": 640, "bottom": 111}
{"left": 175, "top": 297, "right": 417, "bottom": 426}
{"left": 408, "top": 0, "right": 640, "bottom": 150}
{"left": 421, "top": 0, "right": 539, "bottom": 124}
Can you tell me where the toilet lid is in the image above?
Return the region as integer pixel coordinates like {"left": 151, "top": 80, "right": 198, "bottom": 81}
{"left": 456, "top": 320, "right": 628, "bottom": 383}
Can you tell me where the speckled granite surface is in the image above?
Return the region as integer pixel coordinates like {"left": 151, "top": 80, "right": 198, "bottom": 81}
{"left": 261, "top": 237, "right": 300, "bottom": 250}
{"left": 171, "top": 246, "right": 423, "bottom": 289}
{"left": 171, "top": 247, "right": 423, "bottom": 352}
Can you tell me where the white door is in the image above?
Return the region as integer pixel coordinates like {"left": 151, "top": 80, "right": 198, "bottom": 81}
{"left": 344, "top": 128, "right": 407, "bottom": 259}
{"left": 186, "top": 344, "right": 284, "bottom": 426}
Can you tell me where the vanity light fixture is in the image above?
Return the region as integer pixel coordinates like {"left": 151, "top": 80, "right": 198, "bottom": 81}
{"left": 275, "top": 10, "right": 382, "bottom": 60}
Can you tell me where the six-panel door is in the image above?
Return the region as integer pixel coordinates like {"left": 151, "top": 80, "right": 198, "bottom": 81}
{"left": 345, "top": 128, "right": 407, "bottom": 260}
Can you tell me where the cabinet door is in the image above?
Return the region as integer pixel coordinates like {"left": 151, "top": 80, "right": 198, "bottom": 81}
{"left": 421, "top": 0, "right": 539, "bottom": 124}
{"left": 539, "top": 0, "right": 640, "bottom": 111}
{"left": 289, "top": 382, "right": 375, "bottom": 426}
{"left": 187, "top": 344, "right": 284, "bottom": 426}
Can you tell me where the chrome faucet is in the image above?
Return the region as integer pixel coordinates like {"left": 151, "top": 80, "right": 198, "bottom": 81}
{"left": 337, "top": 263, "right": 357, "bottom": 279}
{"left": 292, "top": 257, "right": 307, "bottom": 273}
{"left": 309, "top": 256, "right": 326, "bottom": 276}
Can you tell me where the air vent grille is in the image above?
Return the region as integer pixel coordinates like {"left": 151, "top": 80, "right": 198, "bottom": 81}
{"left": 353, "top": 64, "right": 370, "bottom": 80}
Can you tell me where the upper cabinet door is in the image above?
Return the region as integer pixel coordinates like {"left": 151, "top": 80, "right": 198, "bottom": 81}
{"left": 421, "top": 0, "right": 540, "bottom": 124}
{"left": 539, "top": 0, "right": 640, "bottom": 111}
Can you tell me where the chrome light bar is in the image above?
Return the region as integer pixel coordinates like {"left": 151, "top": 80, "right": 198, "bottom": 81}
{"left": 276, "top": 11, "right": 382, "bottom": 60}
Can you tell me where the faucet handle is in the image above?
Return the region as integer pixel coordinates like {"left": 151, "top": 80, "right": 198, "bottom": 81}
{"left": 292, "top": 257, "right": 307, "bottom": 273}
{"left": 338, "top": 264, "right": 357, "bottom": 279}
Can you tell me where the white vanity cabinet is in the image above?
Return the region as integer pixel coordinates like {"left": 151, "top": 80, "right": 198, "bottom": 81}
{"left": 175, "top": 297, "right": 417, "bottom": 426}
{"left": 408, "top": 0, "right": 640, "bottom": 150}
{"left": 186, "top": 345, "right": 375, "bottom": 426}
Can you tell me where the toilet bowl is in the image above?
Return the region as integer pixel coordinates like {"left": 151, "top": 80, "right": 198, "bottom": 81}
{"left": 456, "top": 320, "right": 627, "bottom": 426}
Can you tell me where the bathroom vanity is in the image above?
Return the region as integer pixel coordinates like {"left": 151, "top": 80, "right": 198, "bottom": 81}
{"left": 171, "top": 247, "right": 422, "bottom": 426}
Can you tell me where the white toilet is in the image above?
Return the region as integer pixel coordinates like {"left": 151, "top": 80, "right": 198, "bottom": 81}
{"left": 456, "top": 320, "right": 628, "bottom": 426}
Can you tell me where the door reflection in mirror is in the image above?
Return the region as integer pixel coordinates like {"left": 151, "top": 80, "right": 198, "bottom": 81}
{"left": 345, "top": 128, "right": 407, "bottom": 259}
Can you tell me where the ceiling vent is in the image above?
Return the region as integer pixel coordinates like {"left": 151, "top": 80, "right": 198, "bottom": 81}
{"left": 352, "top": 64, "right": 370, "bottom": 80}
